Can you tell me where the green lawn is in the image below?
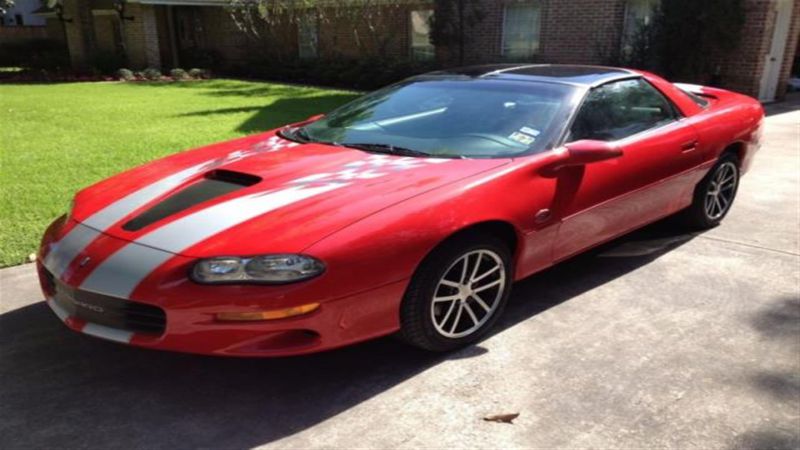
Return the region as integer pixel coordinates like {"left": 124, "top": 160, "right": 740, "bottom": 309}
{"left": 0, "top": 80, "right": 359, "bottom": 267}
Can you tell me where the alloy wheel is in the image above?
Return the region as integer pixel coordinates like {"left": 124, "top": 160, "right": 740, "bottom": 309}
{"left": 430, "top": 250, "right": 506, "bottom": 339}
{"left": 704, "top": 161, "right": 738, "bottom": 220}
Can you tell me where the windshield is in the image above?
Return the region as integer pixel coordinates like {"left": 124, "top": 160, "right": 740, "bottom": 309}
{"left": 293, "top": 76, "right": 581, "bottom": 158}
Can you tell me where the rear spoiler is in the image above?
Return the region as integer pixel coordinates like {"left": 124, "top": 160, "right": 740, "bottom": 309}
{"left": 674, "top": 83, "right": 719, "bottom": 101}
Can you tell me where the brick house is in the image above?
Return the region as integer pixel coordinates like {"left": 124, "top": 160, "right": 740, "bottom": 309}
{"left": 42, "top": 0, "right": 800, "bottom": 101}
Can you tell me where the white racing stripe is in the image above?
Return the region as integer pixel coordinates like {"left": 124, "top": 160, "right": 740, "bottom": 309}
{"left": 42, "top": 224, "right": 101, "bottom": 279}
{"left": 82, "top": 162, "right": 215, "bottom": 231}
{"left": 80, "top": 183, "right": 346, "bottom": 298}
{"left": 46, "top": 297, "right": 70, "bottom": 322}
{"left": 43, "top": 162, "right": 213, "bottom": 280}
{"left": 43, "top": 137, "right": 295, "bottom": 281}
{"left": 82, "top": 323, "right": 134, "bottom": 344}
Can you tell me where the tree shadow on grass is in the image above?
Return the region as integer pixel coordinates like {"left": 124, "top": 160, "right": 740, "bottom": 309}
{"left": 130, "top": 80, "right": 360, "bottom": 133}
{"left": 177, "top": 94, "right": 358, "bottom": 134}
{"left": 0, "top": 218, "right": 699, "bottom": 450}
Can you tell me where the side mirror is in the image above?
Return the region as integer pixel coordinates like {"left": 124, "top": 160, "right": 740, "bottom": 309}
{"left": 542, "top": 140, "right": 622, "bottom": 174}
{"left": 563, "top": 140, "right": 623, "bottom": 165}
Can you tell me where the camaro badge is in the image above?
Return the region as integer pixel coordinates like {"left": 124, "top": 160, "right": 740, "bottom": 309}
{"left": 79, "top": 256, "right": 91, "bottom": 267}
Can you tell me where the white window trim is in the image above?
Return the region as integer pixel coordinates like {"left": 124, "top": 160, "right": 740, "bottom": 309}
{"left": 500, "top": 1, "right": 541, "bottom": 59}
{"left": 409, "top": 9, "right": 435, "bottom": 61}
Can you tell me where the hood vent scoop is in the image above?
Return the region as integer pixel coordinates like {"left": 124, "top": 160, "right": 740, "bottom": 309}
{"left": 121, "top": 170, "right": 262, "bottom": 232}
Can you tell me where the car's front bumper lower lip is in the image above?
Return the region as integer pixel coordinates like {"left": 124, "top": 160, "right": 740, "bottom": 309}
{"left": 39, "top": 261, "right": 408, "bottom": 357}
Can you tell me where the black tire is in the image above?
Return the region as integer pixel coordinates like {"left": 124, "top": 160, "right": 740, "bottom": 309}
{"left": 683, "top": 153, "right": 740, "bottom": 229}
{"left": 398, "top": 232, "right": 513, "bottom": 352}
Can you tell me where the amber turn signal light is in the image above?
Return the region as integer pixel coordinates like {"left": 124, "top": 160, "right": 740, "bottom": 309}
{"left": 215, "top": 303, "right": 320, "bottom": 322}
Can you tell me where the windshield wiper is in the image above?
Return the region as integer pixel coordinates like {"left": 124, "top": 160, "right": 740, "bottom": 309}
{"left": 343, "top": 143, "right": 431, "bottom": 157}
{"left": 278, "top": 126, "right": 312, "bottom": 143}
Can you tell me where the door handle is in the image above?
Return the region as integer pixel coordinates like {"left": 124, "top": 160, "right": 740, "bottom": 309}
{"left": 681, "top": 140, "right": 698, "bottom": 153}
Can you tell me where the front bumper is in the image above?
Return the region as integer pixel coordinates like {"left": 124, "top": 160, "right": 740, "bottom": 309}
{"left": 37, "top": 219, "right": 407, "bottom": 357}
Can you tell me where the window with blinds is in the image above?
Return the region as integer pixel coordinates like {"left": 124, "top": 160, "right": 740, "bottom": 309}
{"left": 502, "top": 3, "right": 541, "bottom": 59}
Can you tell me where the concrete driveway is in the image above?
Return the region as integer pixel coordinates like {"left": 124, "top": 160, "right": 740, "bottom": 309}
{"left": 1, "top": 98, "right": 798, "bottom": 450}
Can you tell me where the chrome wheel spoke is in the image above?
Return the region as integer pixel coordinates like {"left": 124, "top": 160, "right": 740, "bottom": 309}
{"left": 469, "top": 253, "right": 483, "bottom": 281}
{"left": 472, "top": 265, "right": 499, "bottom": 283}
{"left": 474, "top": 278, "right": 502, "bottom": 293}
{"left": 449, "top": 303, "right": 464, "bottom": 334}
{"left": 440, "top": 300, "right": 457, "bottom": 327}
{"left": 433, "top": 294, "right": 460, "bottom": 303}
{"left": 459, "top": 257, "right": 469, "bottom": 284}
{"left": 714, "top": 196, "right": 723, "bottom": 215}
{"left": 463, "top": 301, "right": 479, "bottom": 327}
{"left": 470, "top": 293, "right": 491, "bottom": 312}
{"left": 439, "top": 279, "right": 460, "bottom": 289}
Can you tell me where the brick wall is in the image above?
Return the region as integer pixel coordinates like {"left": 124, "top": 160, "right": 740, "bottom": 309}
{"left": 776, "top": 0, "right": 800, "bottom": 99}
{"left": 0, "top": 26, "right": 48, "bottom": 45}
{"left": 117, "top": 2, "right": 161, "bottom": 69}
{"left": 198, "top": 6, "right": 250, "bottom": 67}
{"left": 318, "top": 4, "right": 422, "bottom": 59}
{"left": 713, "top": 0, "right": 800, "bottom": 100}
{"left": 414, "top": 0, "right": 626, "bottom": 66}
{"left": 122, "top": 2, "right": 148, "bottom": 68}
{"left": 61, "top": 0, "right": 94, "bottom": 69}
{"left": 716, "top": 0, "right": 774, "bottom": 97}
{"left": 540, "top": 0, "right": 626, "bottom": 64}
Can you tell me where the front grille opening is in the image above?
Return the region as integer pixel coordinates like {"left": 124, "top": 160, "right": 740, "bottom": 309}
{"left": 122, "top": 170, "right": 261, "bottom": 232}
{"left": 44, "top": 267, "right": 167, "bottom": 335}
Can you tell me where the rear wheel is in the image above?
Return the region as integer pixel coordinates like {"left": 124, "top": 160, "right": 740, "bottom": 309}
{"left": 399, "top": 233, "right": 513, "bottom": 352}
{"left": 683, "top": 154, "right": 740, "bottom": 229}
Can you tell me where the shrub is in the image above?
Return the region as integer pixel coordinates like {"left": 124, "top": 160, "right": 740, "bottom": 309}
{"left": 188, "top": 68, "right": 210, "bottom": 79}
{"left": 142, "top": 67, "right": 162, "bottom": 81}
{"left": 170, "top": 68, "right": 190, "bottom": 80}
{"left": 117, "top": 68, "right": 135, "bottom": 81}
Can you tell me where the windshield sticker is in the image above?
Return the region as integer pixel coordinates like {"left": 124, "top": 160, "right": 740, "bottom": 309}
{"left": 520, "top": 127, "right": 541, "bottom": 137}
{"left": 509, "top": 132, "right": 536, "bottom": 145}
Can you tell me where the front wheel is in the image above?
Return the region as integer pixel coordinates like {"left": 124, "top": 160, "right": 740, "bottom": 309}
{"left": 399, "top": 234, "right": 513, "bottom": 352}
{"left": 683, "top": 154, "right": 740, "bottom": 229}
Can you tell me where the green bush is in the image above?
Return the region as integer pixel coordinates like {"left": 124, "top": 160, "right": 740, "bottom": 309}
{"left": 188, "top": 68, "right": 210, "bottom": 79}
{"left": 142, "top": 67, "right": 162, "bottom": 81}
{"left": 170, "top": 68, "right": 190, "bottom": 80}
{"left": 117, "top": 68, "right": 135, "bottom": 81}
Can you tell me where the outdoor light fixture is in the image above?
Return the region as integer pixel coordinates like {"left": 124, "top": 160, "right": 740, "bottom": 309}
{"left": 46, "top": 0, "right": 72, "bottom": 23}
{"left": 113, "top": 0, "right": 135, "bottom": 21}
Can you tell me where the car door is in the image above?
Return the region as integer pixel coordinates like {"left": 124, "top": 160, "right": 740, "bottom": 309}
{"left": 552, "top": 78, "right": 701, "bottom": 260}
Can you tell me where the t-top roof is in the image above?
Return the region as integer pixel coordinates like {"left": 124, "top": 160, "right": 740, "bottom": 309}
{"left": 431, "top": 64, "right": 638, "bottom": 87}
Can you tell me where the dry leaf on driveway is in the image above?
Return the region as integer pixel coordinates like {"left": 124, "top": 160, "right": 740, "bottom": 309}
{"left": 483, "top": 413, "right": 520, "bottom": 424}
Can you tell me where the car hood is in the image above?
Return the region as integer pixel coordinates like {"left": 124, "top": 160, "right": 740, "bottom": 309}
{"left": 71, "top": 132, "right": 508, "bottom": 257}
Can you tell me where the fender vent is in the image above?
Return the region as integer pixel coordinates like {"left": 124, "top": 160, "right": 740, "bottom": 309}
{"left": 122, "top": 170, "right": 261, "bottom": 232}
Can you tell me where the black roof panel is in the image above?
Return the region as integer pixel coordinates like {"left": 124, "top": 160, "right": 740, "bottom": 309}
{"left": 431, "top": 64, "right": 636, "bottom": 86}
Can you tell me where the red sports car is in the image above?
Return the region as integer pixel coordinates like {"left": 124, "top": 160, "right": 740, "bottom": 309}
{"left": 37, "top": 65, "right": 763, "bottom": 356}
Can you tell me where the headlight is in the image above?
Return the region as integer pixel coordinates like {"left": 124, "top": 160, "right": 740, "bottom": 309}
{"left": 191, "top": 254, "right": 325, "bottom": 284}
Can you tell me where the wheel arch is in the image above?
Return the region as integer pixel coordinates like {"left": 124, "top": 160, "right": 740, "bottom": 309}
{"left": 721, "top": 141, "right": 746, "bottom": 166}
{"left": 420, "top": 220, "right": 521, "bottom": 271}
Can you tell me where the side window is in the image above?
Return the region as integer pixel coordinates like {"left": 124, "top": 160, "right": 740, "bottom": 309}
{"left": 569, "top": 78, "right": 678, "bottom": 142}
